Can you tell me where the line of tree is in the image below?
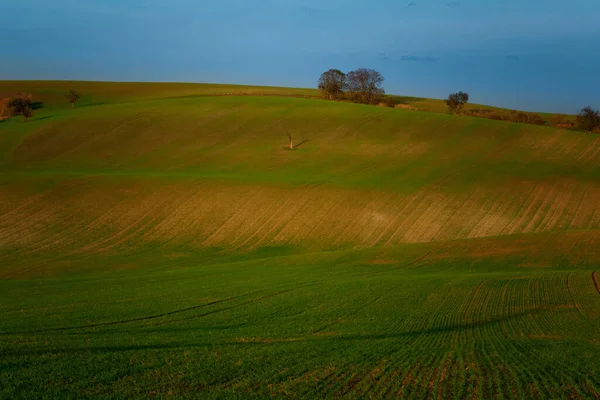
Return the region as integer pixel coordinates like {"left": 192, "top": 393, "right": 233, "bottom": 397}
{"left": 464, "top": 103, "right": 599, "bottom": 132}
{"left": 317, "top": 70, "right": 599, "bottom": 133}
{"left": 318, "top": 68, "right": 385, "bottom": 105}
{"left": 441, "top": 90, "right": 599, "bottom": 132}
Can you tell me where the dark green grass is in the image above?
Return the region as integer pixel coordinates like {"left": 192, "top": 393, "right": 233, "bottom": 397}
{"left": 1, "top": 238, "right": 600, "bottom": 399}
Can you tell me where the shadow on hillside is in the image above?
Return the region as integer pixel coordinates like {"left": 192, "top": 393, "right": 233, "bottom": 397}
{"left": 33, "top": 116, "right": 54, "bottom": 122}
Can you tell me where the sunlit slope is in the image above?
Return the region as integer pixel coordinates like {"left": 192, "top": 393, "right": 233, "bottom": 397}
{"left": 1, "top": 96, "right": 599, "bottom": 265}
{"left": 4, "top": 96, "right": 598, "bottom": 181}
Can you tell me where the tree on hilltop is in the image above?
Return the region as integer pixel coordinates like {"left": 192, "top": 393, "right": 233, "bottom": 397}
{"left": 445, "top": 91, "right": 469, "bottom": 114}
{"left": 66, "top": 90, "right": 81, "bottom": 108}
{"left": 318, "top": 69, "right": 346, "bottom": 100}
{"left": 8, "top": 93, "right": 33, "bottom": 122}
{"left": 577, "top": 106, "right": 600, "bottom": 133}
{"left": 346, "top": 68, "right": 385, "bottom": 105}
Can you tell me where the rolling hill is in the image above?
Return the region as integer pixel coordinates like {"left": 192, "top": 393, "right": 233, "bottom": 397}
{"left": 0, "top": 81, "right": 599, "bottom": 399}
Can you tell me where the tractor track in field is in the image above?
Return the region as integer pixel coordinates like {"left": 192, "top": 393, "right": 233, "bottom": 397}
{"left": 575, "top": 136, "right": 600, "bottom": 164}
{"left": 23, "top": 279, "right": 323, "bottom": 335}
{"left": 310, "top": 286, "right": 398, "bottom": 336}
{"left": 149, "top": 289, "right": 292, "bottom": 327}
{"left": 592, "top": 271, "right": 600, "bottom": 295}
{"left": 566, "top": 272, "right": 585, "bottom": 319}
{"left": 352, "top": 245, "right": 442, "bottom": 278}
{"left": 2, "top": 289, "right": 274, "bottom": 334}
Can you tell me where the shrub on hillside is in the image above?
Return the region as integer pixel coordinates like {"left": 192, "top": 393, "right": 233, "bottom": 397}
{"left": 549, "top": 115, "right": 575, "bottom": 129}
{"left": 530, "top": 115, "right": 547, "bottom": 126}
{"left": 395, "top": 104, "right": 418, "bottom": 110}
{"left": 465, "top": 109, "right": 495, "bottom": 119}
{"left": 486, "top": 112, "right": 504, "bottom": 121}
{"left": 465, "top": 108, "right": 546, "bottom": 126}
{"left": 466, "top": 108, "right": 491, "bottom": 115}
{"left": 380, "top": 97, "right": 395, "bottom": 108}
{"left": 512, "top": 112, "right": 545, "bottom": 126}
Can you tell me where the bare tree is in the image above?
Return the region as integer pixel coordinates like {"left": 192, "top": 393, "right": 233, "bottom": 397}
{"left": 577, "top": 106, "right": 600, "bottom": 132}
{"left": 346, "top": 68, "right": 385, "bottom": 105}
{"left": 8, "top": 93, "right": 33, "bottom": 122}
{"left": 287, "top": 133, "right": 294, "bottom": 150}
{"left": 318, "top": 69, "right": 346, "bottom": 100}
{"left": 65, "top": 90, "right": 81, "bottom": 108}
{"left": 445, "top": 91, "right": 469, "bottom": 114}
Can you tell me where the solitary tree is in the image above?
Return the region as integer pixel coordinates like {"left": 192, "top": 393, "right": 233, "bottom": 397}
{"left": 65, "top": 90, "right": 81, "bottom": 108}
{"left": 8, "top": 93, "right": 33, "bottom": 122}
{"left": 577, "top": 106, "right": 600, "bottom": 132}
{"left": 318, "top": 69, "right": 346, "bottom": 100}
{"left": 445, "top": 91, "right": 469, "bottom": 114}
{"left": 286, "top": 133, "right": 294, "bottom": 150}
{"left": 346, "top": 68, "right": 385, "bottom": 105}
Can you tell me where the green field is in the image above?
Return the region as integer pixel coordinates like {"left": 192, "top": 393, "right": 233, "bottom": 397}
{"left": 1, "top": 81, "right": 599, "bottom": 399}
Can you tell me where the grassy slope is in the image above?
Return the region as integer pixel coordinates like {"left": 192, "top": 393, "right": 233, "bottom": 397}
{"left": 0, "top": 81, "right": 599, "bottom": 399}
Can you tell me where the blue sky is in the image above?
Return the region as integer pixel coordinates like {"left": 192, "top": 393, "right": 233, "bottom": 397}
{"left": 1, "top": 0, "right": 599, "bottom": 113}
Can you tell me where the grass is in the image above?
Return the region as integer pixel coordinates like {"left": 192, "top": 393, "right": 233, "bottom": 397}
{"left": 0, "top": 81, "right": 599, "bottom": 399}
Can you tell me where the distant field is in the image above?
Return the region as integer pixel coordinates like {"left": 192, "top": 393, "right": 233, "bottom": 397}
{"left": 0, "top": 81, "right": 599, "bottom": 399}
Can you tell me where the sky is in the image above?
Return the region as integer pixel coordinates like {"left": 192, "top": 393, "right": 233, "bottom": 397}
{"left": 1, "top": 0, "right": 599, "bottom": 113}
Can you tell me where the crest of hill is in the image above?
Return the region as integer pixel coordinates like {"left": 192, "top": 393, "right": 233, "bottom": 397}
{"left": 0, "top": 80, "right": 575, "bottom": 124}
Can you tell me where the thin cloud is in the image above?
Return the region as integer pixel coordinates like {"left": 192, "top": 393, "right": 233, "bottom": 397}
{"left": 408, "top": 2, "right": 417, "bottom": 6}
{"left": 378, "top": 52, "right": 391, "bottom": 61}
{"left": 445, "top": 1, "right": 460, "bottom": 7}
{"left": 401, "top": 56, "right": 438, "bottom": 63}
